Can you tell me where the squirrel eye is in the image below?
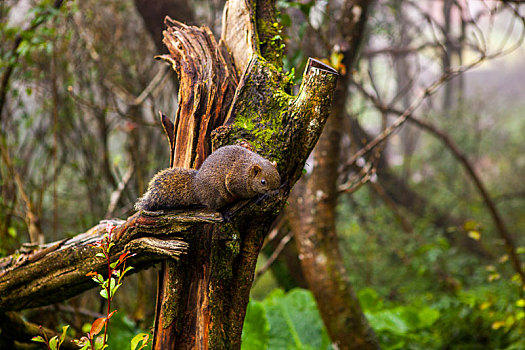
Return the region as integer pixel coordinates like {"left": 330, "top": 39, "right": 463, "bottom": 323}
{"left": 261, "top": 179, "right": 267, "bottom": 185}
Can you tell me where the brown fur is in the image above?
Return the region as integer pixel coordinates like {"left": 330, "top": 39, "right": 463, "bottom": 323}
{"left": 135, "top": 145, "right": 280, "bottom": 211}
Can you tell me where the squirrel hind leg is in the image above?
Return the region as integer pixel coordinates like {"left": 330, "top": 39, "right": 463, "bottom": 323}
{"left": 134, "top": 194, "right": 152, "bottom": 211}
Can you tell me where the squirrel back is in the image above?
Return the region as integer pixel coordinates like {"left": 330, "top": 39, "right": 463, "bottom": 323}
{"left": 135, "top": 168, "right": 199, "bottom": 211}
{"left": 135, "top": 145, "right": 280, "bottom": 211}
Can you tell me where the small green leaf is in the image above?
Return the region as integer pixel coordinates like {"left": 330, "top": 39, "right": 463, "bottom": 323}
{"left": 110, "top": 261, "right": 119, "bottom": 269}
{"left": 100, "top": 288, "right": 108, "bottom": 299}
{"left": 130, "top": 333, "right": 149, "bottom": 350}
{"left": 81, "top": 323, "right": 91, "bottom": 333}
{"left": 32, "top": 335, "right": 45, "bottom": 343}
{"left": 96, "top": 252, "right": 105, "bottom": 258}
{"left": 122, "top": 266, "right": 134, "bottom": 276}
{"left": 7, "top": 227, "right": 17, "bottom": 238}
{"left": 49, "top": 336, "right": 58, "bottom": 350}
{"left": 59, "top": 325, "right": 69, "bottom": 346}
{"left": 94, "top": 336, "right": 105, "bottom": 349}
{"left": 110, "top": 283, "right": 122, "bottom": 298}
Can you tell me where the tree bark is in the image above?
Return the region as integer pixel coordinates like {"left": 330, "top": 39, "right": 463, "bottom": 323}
{"left": 285, "top": 1, "right": 381, "bottom": 349}
{"left": 150, "top": 1, "right": 339, "bottom": 348}
{"left": 0, "top": 211, "right": 216, "bottom": 311}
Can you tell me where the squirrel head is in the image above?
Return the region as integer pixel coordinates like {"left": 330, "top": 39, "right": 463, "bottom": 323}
{"left": 248, "top": 161, "right": 281, "bottom": 194}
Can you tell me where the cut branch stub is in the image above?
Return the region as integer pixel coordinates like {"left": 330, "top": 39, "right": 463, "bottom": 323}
{"left": 157, "top": 17, "right": 238, "bottom": 168}
{"left": 285, "top": 58, "right": 339, "bottom": 182}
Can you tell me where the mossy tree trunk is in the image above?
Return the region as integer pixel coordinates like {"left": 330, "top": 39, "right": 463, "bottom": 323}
{"left": 151, "top": 0, "right": 338, "bottom": 347}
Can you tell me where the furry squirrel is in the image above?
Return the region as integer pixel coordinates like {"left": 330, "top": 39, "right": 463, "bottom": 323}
{"left": 135, "top": 145, "right": 281, "bottom": 211}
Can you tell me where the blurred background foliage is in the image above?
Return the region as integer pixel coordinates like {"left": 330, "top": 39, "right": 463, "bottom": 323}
{"left": 1, "top": 0, "right": 524, "bottom": 349}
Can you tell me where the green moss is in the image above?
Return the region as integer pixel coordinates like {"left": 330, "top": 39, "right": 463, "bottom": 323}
{"left": 228, "top": 54, "right": 294, "bottom": 163}
{"left": 257, "top": 18, "right": 284, "bottom": 67}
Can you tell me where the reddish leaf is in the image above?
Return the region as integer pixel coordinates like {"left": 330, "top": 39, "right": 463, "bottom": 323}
{"left": 118, "top": 251, "right": 130, "bottom": 263}
{"left": 90, "top": 317, "right": 105, "bottom": 338}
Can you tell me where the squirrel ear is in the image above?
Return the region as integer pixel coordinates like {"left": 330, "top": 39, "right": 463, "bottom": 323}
{"left": 250, "top": 164, "right": 262, "bottom": 177}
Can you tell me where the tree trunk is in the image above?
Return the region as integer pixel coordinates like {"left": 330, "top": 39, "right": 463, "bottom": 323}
{"left": 147, "top": 1, "right": 340, "bottom": 348}
{"left": 286, "top": 1, "right": 381, "bottom": 349}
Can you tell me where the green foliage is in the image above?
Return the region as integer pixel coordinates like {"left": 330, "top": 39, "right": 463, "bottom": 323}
{"left": 32, "top": 325, "right": 69, "bottom": 350}
{"left": 243, "top": 289, "right": 332, "bottom": 350}
{"left": 106, "top": 314, "right": 151, "bottom": 350}
{"left": 242, "top": 300, "right": 269, "bottom": 349}
{"left": 333, "top": 183, "right": 525, "bottom": 349}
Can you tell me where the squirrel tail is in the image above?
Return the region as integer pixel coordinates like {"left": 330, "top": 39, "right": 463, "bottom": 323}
{"left": 134, "top": 193, "right": 150, "bottom": 211}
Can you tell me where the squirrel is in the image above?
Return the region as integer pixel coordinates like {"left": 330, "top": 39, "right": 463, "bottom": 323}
{"left": 135, "top": 145, "right": 281, "bottom": 211}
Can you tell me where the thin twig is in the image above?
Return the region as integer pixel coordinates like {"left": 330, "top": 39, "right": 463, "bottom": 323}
{"left": 105, "top": 166, "right": 134, "bottom": 219}
{"left": 255, "top": 231, "right": 294, "bottom": 282}
{"left": 354, "top": 79, "right": 525, "bottom": 285}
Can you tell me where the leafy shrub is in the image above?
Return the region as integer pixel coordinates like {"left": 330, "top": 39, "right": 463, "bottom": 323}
{"left": 243, "top": 289, "right": 332, "bottom": 350}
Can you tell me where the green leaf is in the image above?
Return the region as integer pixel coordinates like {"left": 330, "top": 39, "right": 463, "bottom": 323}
{"left": 100, "top": 288, "right": 108, "bottom": 299}
{"left": 417, "top": 307, "right": 440, "bottom": 328}
{"left": 260, "top": 289, "right": 332, "bottom": 350}
{"left": 366, "top": 306, "right": 440, "bottom": 335}
{"left": 110, "top": 261, "right": 119, "bottom": 269}
{"left": 122, "top": 266, "right": 134, "bottom": 276}
{"left": 32, "top": 335, "right": 45, "bottom": 343}
{"left": 59, "top": 325, "right": 69, "bottom": 346}
{"left": 96, "top": 252, "right": 105, "bottom": 258}
{"left": 365, "top": 309, "right": 410, "bottom": 335}
{"left": 130, "top": 333, "right": 149, "bottom": 350}
{"left": 358, "top": 288, "right": 383, "bottom": 312}
{"left": 110, "top": 283, "right": 122, "bottom": 298}
{"left": 7, "top": 227, "right": 17, "bottom": 238}
{"left": 49, "top": 336, "right": 58, "bottom": 350}
{"left": 242, "top": 300, "right": 269, "bottom": 350}
{"left": 95, "top": 336, "right": 105, "bottom": 349}
{"left": 82, "top": 323, "right": 92, "bottom": 333}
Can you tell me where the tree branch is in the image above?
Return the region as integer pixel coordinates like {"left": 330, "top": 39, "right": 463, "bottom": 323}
{"left": 354, "top": 80, "right": 525, "bottom": 285}
{"left": 0, "top": 210, "right": 222, "bottom": 311}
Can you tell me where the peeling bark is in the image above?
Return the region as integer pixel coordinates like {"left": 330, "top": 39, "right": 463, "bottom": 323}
{"left": 149, "top": 1, "right": 338, "bottom": 348}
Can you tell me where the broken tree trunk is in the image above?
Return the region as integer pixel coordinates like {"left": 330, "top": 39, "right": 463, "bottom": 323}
{"left": 150, "top": 0, "right": 338, "bottom": 345}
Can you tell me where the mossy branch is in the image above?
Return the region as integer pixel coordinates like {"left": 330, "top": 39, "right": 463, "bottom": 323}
{"left": 0, "top": 210, "right": 221, "bottom": 311}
